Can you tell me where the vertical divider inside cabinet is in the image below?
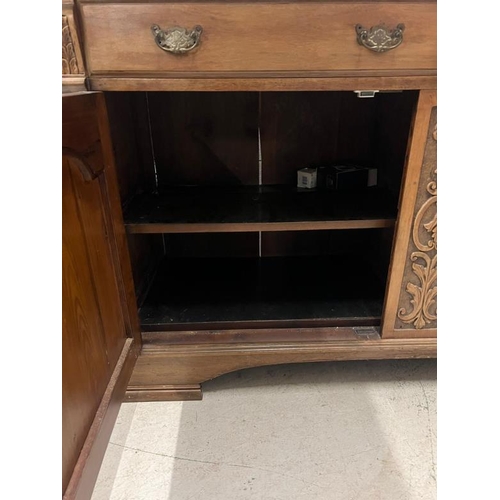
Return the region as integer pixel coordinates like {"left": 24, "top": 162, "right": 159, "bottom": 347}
{"left": 260, "top": 92, "right": 344, "bottom": 257}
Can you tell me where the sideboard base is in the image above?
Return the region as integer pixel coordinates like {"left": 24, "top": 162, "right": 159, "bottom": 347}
{"left": 126, "top": 336, "right": 437, "bottom": 401}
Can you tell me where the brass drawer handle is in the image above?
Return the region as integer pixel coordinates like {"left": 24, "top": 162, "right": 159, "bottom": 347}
{"left": 151, "top": 24, "right": 203, "bottom": 54}
{"left": 355, "top": 23, "right": 405, "bottom": 53}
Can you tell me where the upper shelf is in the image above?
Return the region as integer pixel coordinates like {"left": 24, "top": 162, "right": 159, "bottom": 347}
{"left": 124, "top": 185, "right": 397, "bottom": 234}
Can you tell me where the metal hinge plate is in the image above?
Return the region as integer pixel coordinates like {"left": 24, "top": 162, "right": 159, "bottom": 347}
{"left": 354, "top": 90, "right": 379, "bottom": 98}
{"left": 353, "top": 326, "right": 380, "bottom": 339}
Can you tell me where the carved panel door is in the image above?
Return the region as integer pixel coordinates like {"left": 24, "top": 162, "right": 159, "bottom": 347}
{"left": 63, "top": 92, "right": 140, "bottom": 500}
{"left": 381, "top": 90, "right": 437, "bottom": 338}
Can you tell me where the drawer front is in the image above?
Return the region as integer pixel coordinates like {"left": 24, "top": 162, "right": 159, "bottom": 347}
{"left": 81, "top": 2, "right": 436, "bottom": 75}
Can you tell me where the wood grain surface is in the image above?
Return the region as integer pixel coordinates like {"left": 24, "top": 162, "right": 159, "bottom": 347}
{"left": 381, "top": 90, "right": 437, "bottom": 338}
{"left": 62, "top": 93, "right": 140, "bottom": 499}
{"left": 81, "top": 2, "right": 436, "bottom": 75}
{"left": 127, "top": 335, "right": 437, "bottom": 400}
{"left": 88, "top": 75, "right": 437, "bottom": 92}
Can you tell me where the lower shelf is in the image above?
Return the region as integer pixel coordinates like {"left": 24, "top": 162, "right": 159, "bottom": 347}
{"left": 140, "top": 255, "right": 385, "bottom": 331}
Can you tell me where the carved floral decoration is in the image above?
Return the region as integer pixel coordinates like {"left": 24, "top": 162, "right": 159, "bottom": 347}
{"left": 397, "top": 123, "right": 437, "bottom": 329}
{"left": 62, "top": 16, "right": 80, "bottom": 75}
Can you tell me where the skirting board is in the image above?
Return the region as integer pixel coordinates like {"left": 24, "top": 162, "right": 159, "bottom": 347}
{"left": 126, "top": 336, "right": 437, "bottom": 402}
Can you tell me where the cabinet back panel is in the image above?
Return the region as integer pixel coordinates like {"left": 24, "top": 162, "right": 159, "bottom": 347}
{"left": 261, "top": 230, "right": 371, "bottom": 258}
{"left": 260, "top": 92, "right": 376, "bottom": 184}
{"left": 148, "top": 92, "right": 259, "bottom": 186}
{"left": 260, "top": 91, "right": 417, "bottom": 187}
{"left": 105, "top": 92, "right": 157, "bottom": 202}
{"left": 259, "top": 91, "right": 416, "bottom": 257}
{"left": 143, "top": 91, "right": 416, "bottom": 191}
{"left": 164, "top": 233, "right": 259, "bottom": 258}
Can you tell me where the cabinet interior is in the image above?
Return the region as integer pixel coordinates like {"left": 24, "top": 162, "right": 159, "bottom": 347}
{"left": 105, "top": 90, "right": 418, "bottom": 332}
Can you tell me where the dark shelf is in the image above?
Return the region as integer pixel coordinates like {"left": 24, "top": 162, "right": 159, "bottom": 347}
{"left": 124, "top": 185, "right": 397, "bottom": 234}
{"left": 140, "top": 255, "right": 385, "bottom": 331}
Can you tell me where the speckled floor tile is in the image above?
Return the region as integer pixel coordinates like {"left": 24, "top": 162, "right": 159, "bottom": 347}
{"left": 92, "top": 359, "right": 436, "bottom": 500}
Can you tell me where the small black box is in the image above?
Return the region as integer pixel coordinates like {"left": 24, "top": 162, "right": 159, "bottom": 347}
{"left": 318, "top": 165, "right": 377, "bottom": 190}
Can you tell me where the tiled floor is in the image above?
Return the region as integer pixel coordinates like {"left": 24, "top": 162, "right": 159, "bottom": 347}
{"left": 92, "top": 359, "right": 436, "bottom": 500}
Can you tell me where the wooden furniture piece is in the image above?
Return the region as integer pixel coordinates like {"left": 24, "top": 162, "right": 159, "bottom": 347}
{"left": 62, "top": 1, "right": 436, "bottom": 498}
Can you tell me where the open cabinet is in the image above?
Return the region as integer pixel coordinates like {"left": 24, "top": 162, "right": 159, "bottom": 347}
{"left": 115, "top": 90, "right": 416, "bottom": 330}
{"left": 62, "top": 88, "right": 437, "bottom": 498}
{"left": 100, "top": 88, "right": 437, "bottom": 398}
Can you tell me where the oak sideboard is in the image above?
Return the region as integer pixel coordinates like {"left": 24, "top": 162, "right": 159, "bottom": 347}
{"left": 62, "top": 1, "right": 437, "bottom": 497}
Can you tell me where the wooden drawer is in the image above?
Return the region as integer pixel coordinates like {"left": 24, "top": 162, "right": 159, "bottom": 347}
{"left": 81, "top": 2, "right": 436, "bottom": 76}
